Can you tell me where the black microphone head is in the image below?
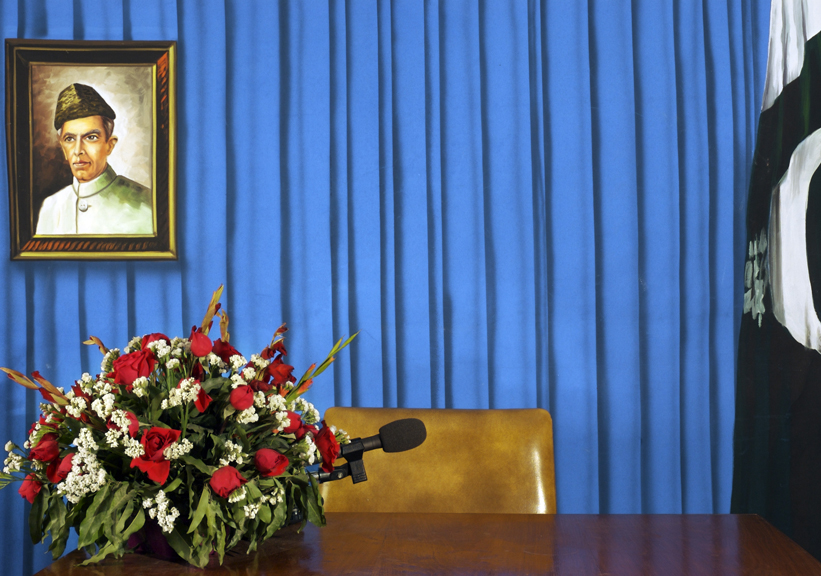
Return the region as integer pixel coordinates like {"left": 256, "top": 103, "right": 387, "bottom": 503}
{"left": 378, "top": 418, "right": 427, "bottom": 453}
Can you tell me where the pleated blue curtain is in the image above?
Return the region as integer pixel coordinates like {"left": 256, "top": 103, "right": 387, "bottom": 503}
{"left": 0, "top": 1, "right": 770, "bottom": 574}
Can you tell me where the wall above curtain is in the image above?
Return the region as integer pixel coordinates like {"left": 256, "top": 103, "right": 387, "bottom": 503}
{"left": 0, "top": 1, "right": 770, "bottom": 575}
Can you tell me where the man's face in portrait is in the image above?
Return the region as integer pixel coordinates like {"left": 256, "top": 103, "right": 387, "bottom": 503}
{"left": 59, "top": 115, "right": 117, "bottom": 183}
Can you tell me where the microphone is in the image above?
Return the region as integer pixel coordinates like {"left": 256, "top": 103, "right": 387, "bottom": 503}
{"left": 317, "top": 418, "right": 426, "bottom": 484}
{"left": 342, "top": 417, "right": 427, "bottom": 457}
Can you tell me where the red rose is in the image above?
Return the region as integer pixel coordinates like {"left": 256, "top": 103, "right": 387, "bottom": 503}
{"left": 209, "top": 466, "right": 247, "bottom": 498}
{"left": 141, "top": 333, "right": 169, "bottom": 349}
{"left": 281, "top": 411, "right": 302, "bottom": 434}
{"left": 194, "top": 387, "right": 212, "bottom": 413}
{"left": 229, "top": 386, "right": 255, "bottom": 411}
{"left": 295, "top": 423, "right": 318, "bottom": 440}
{"left": 29, "top": 433, "right": 60, "bottom": 462}
{"left": 254, "top": 448, "right": 289, "bottom": 478}
{"left": 113, "top": 349, "right": 157, "bottom": 386}
{"left": 190, "top": 327, "right": 212, "bottom": 357}
{"left": 46, "top": 453, "right": 74, "bottom": 484}
{"left": 212, "top": 339, "right": 241, "bottom": 363}
{"left": 315, "top": 422, "right": 340, "bottom": 473}
{"left": 130, "top": 427, "right": 180, "bottom": 484}
{"left": 106, "top": 411, "right": 139, "bottom": 438}
{"left": 18, "top": 474, "right": 41, "bottom": 504}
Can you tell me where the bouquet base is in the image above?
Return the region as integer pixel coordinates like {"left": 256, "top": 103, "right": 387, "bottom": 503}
{"left": 127, "top": 519, "right": 180, "bottom": 562}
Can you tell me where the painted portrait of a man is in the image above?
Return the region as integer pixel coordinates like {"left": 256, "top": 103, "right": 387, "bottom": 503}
{"left": 6, "top": 40, "right": 176, "bottom": 260}
{"left": 35, "top": 83, "right": 153, "bottom": 235}
{"left": 29, "top": 65, "right": 155, "bottom": 237}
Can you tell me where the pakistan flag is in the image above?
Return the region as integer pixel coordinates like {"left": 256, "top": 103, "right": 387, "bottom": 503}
{"left": 732, "top": 0, "right": 821, "bottom": 560}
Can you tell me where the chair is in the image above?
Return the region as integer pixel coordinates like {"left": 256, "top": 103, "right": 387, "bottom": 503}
{"left": 319, "top": 407, "right": 556, "bottom": 514}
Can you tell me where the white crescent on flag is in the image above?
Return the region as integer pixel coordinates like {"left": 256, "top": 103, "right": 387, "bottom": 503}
{"left": 768, "top": 128, "right": 821, "bottom": 350}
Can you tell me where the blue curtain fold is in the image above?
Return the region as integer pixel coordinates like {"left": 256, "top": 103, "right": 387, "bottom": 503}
{"left": 0, "top": 1, "right": 770, "bottom": 574}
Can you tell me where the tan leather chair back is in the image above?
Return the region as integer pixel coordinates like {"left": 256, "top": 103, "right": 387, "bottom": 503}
{"left": 319, "top": 407, "right": 556, "bottom": 514}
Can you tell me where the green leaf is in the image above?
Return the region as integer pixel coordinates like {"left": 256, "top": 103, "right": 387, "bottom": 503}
{"left": 44, "top": 494, "right": 68, "bottom": 557}
{"left": 226, "top": 521, "right": 244, "bottom": 549}
{"left": 265, "top": 499, "right": 288, "bottom": 539}
{"left": 257, "top": 504, "right": 271, "bottom": 524}
{"left": 165, "top": 528, "right": 198, "bottom": 566}
{"left": 215, "top": 523, "right": 226, "bottom": 565}
{"left": 233, "top": 424, "right": 249, "bottom": 446}
{"left": 206, "top": 497, "right": 217, "bottom": 537}
{"left": 77, "top": 483, "right": 113, "bottom": 548}
{"left": 121, "top": 507, "right": 146, "bottom": 546}
{"left": 187, "top": 485, "right": 210, "bottom": 534}
{"left": 305, "top": 475, "right": 326, "bottom": 527}
{"left": 222, "top": 405, "right": 236, "bottom": 419}
{"left": 163, "top": 477, "right": 183, "bottom": 493}
{"left": 194, "top": 527, "right": 212, "bottom": 567}
{"left": 181, "top": 454, "right": 216, "bottom": 475}
{"left": 46, "top": 497, "right": 70, "bottom": 559}
{"left": 201, "top": 377, "right": 228, "bottom": 393}
{"left": 107, "top": 499, "right": 135, "bottom": 548}
{"left": 245, "top": 481, "right": 262, "bottom": 500}
{"left": 79, "top": 541, "right": 118, "bottom": 566}
{"left": 29, "top": 487, "right": 47, "bottom": 544}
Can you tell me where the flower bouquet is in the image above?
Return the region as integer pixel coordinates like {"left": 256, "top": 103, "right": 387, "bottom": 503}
{"left": 0, "top": 286, "right": 354, "bottom": 568}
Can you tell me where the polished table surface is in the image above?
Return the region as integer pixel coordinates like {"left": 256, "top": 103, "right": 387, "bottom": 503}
{"left": 36, "top": 513, "right": 821, "bottom": 575}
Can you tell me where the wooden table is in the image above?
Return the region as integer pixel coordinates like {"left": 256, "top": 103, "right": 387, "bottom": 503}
{"left": 35, "top": 513, "right": 821, "bottom": 575}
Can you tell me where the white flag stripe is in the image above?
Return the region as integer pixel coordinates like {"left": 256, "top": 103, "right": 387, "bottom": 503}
{"left": 762, "top": 0, "right": 821, "bottom": 111}
{"left": 769, "top": 127, "right": 821, "bottom": 349}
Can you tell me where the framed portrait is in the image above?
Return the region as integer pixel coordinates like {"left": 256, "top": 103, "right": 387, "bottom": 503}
{"left": 5, "top": 39, "right": 176, "bottom": 260}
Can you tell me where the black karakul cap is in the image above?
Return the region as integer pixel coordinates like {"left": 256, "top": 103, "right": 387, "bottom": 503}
{"left": 53, "top": 83, "right": 116, "bottom": 130}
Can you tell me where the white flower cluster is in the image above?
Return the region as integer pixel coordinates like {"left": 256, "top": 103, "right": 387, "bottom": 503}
{"left": 218, "top": 440, "right": 246, "bottom": 467}
{"left": 3, "top": 442, "right": 24, "bottom": 474}
{"left": 165, "top": 358, "right": 180, "bottom": 370}
{"left": 250, "top": 354, "right": 270, "bottom": 370}
{"left": 336, "top": 428, "right": 351, "bottom": 445}
{"left": 65, "top": 396, "right": 88, "bottom": 419}
{"left": 123, "top": 336, "right": 142, "bottom": 354}
{"left": 243, "top": 503, "right": 260, "bottom": 519}
{"left": 147, "top": 338, "right": 172, "bottom": 358}
{"left": 103, "top": 410, "right": 143, "bottom": 457}
{"left": 132, "top": 377, "right": 150, "bottom": 398}
{"left": 163, "top": 438, "right": 193, "bottom": 460}
{"left": 170, "top": 337, "right": 190, "bottom": 355}
{"left": 76, "top": 373, "right": 94, "bottom": 395}
{"left": 91, "top": 394, "right": 116, "bottom": 419}
{"left": 93, "top": 378, "right": 114, "bottom": 396}
{"left": 230, "top": 374, "right": 245, "bottom": 389}
{"left": 142, "top": 490, "right": 180, "bottom": 533}
{"left": 206, "top": 352, "right": 226, "bottom": 371}
{"left": 241, "top": 367, "right": 256, "bottom": 381}
{"left": 294, "top": 398, "right": 320, "bottom": 425}
{"left": 57, "top": 429, "right": 107, "bottom": 504}
{"left": 296, "top": 435, "right": 317, "bottom": 465}
{"left": 267, "top": 394, "right": 286, "bottom": 412}
{"left": 273, "top": 410, "right": 290, "bottom": 433}
{"left": 161, "top": 378, "right": 201, "bottom": 409}
{"left": 228, "top": 486, "right": 247, "bottom": 503}
{"left": 230, "top": 355, "right": 247, "bottom": 371}
{"left": 101, "top": 348, "right": 120, "bottom": 373}
{"left": 236, "top": 407, "right": 258, "bottom": 425}
{"left": 260, "top": 485, "right": 285, "bottom": 506}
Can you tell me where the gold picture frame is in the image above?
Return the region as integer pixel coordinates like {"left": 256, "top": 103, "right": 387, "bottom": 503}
{"left": 5, "top": 39, "right": 176, "bottom": 260}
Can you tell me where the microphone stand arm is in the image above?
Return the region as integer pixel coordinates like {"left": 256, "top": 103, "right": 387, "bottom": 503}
{"left": 316, "top": 437, "right": 369, "bottom": 484}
